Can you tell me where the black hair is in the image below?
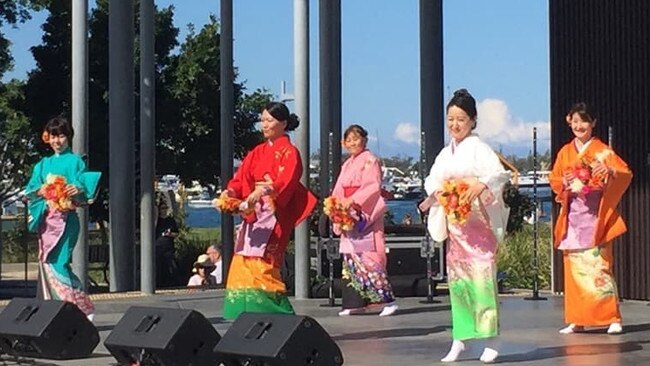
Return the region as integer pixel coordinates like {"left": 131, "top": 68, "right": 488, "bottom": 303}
{"left": 567, "top": 102, "right": 596, "bottom": 124}
{"left": 44, "top": 117, "right": 74, "bottom": 140}
{"left": 447, "top": 88, "right": 478, "bottom": 129}
{"left": 343, "top": 124, "right": 368, "bottom": 140}
{"left": 263, "top": 101, "right": 300, "bottom": 131}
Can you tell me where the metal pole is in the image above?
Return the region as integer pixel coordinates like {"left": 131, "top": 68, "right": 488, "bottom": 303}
{"left": 139, "top": 0, "right": 155, "bottom": 295}
{"left": 525, "top": 127, "right": 547, "bottom": 301}
{"left": 220, "top": 0, "right": 234, "bottom": 280}
{"left": 419, "top": 0, "right": 444, "bottom": 168}
{"left": 72, "top": 0, "right": 89, "bottom": 291}
{"left": 109, "top": 0, "right": 135, "bottom": 292}
{"left": 318, "top": 0, "right": 331, "bottom": 197}
{"left": 327, "top": 132, "right": 336, "bottom": 307}
{"left": 293, "top": 0, "right": 310, "bottom": 300}
{"left": 330, "top": 0, "right": 342, "bottom": 181}
{"left": 419, "top": 131, "right": 438, "bottom": 303}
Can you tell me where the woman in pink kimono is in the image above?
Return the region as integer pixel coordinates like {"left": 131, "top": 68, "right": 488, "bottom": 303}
{"left": 420, "top": 89, "right": 510, "bottom": 363}
{"left": 332, "top": 124, "right": 398, "bottom": 317}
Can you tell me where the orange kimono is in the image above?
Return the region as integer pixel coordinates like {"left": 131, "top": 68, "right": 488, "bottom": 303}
{"left": 549, "top": 137, "right": 632, "bottom": 326}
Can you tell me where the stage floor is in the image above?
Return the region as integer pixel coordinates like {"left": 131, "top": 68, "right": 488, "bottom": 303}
{"left": 1, "top": 291, "right": 649, "bottom": 365}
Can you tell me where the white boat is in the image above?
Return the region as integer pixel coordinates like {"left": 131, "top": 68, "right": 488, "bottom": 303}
{"left": 514, "top": 171, "right": 550, "bottom": 187}
{"left": 187, "top": 199, "right": 215, "bottom": 209}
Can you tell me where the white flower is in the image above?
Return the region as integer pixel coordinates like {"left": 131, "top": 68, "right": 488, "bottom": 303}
{"left": 594, "top": 149, "right": 612, "bottom": 163}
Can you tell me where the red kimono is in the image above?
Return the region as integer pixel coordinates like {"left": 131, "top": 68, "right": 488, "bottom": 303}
{"left": 223, "top": 135, "right": 317, "bottom": 319}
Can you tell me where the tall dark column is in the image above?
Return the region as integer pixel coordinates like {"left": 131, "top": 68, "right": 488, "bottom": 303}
{"left": 419, "top": 0, "right": 444, "bottom": 169}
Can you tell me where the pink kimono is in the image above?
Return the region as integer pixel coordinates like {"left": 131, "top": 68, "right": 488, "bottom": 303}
{"left": 332, "top": 149, "right": 395, "bottom": 308}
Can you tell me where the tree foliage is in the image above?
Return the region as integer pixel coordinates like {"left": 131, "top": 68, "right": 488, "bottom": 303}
{"left": 8, "top": 2, "right": 269, "bottom": 221}
{"left": 0, "top": 0, "right": 42, "bottom": 78}
{"left": 0, "top": 81, "right": 36, "bottom": 202}
{"left": 158, "top": 17, "right": 267, "bottom": 186}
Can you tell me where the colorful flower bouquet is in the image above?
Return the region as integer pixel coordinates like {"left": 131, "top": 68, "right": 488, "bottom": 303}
{"left": 42, "top": 174, "right": 75, "bottom": 212}
{"left": 323, "top": 196, "right": 362, "bottom": 232}
{"left": 439, "top": 180, "right": 472, "bottom": 225}
{"left": 568, "top": 154, "right": 607, "bottom": 195}
{"left": 213, "top": 196, "right": 246, "bottom": 214}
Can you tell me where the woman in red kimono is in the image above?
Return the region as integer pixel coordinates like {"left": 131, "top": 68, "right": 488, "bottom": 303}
{"left": 220, "top": 101, "right": 317, "bottom": 320}
{"left": 549, "top": 102, "right": 632, "bottom": 335}
{"left": 331, "top": 124, "right": 397, "bottom": 317}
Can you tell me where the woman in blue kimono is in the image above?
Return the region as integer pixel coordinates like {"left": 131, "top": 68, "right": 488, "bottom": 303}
{"left": 25, "top": 117, "right": 101, "bottom": 321}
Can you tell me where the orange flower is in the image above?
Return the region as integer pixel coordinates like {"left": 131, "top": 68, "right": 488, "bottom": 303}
{"left": 323, "top": 196, "right": 360, "bottom": 232}
{"left": 42, "top": 131, "right": 50, "bottom": 144}
{"left": 42, "top": 174, "right": 75, "bottom": 212}
{"left": 568, "top": 153, "right": 607, "bottom": 195}
{"left": 440, "top": 180, "right": 471, "bottom": 225}
{"left": 213, "top": 196, "right": 245, "bottom": 214}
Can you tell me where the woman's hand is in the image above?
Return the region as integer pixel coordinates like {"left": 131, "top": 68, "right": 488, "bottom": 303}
{"left": 418, "top": 194, "right": 437, "bottom": 212}
{"left": 591, "top": 161, "right": 611, "bottom": 177}
{"left": 220, "top": 189, "right": 233, "bottom": 199}
{"left": 563, "top": 170, "right": 575, "bottom": 188}
{"left": 339, "top": 197, "right": 354, "bottom": 208}
{"left": 460, "top": 182, "right": 486, "bottom": 204}
{"left": 65, "top": 185, "right": 80, "bottom": 196}
{"left": 246, "top": 187, "right": 264, "bottom": 207}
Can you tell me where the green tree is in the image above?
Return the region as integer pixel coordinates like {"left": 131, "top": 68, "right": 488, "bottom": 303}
{"left": 380, "top": 155, "right": 415, "bottom": 175}
{"left": 14, "top": 2, "right": 271, "bottom": 221}
{"left": 0, "top": 81, "right": 36, "bottom": 267}
{"left": 0, "top": 0, "right": 43, "bottom": 79}
{"left": 0, "top": 81, "right": 35, "bottom": 203}
{"left": 159, "top": 17, "right": 268, "bottom": 187}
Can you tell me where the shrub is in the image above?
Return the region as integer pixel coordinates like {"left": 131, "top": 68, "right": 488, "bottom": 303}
{"left": 497, "top": 222, "right": 552, "bottom": 290}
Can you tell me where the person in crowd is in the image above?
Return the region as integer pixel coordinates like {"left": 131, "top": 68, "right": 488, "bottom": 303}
{"left": 331, "top": 124, "right": 398, "bottom": 317}
{"left": 25, "top": 117, "right": 101, "bottom": 321}
{"left": 206, "top": 243, "right": 223, "bottom": 284}
{"left": 155, "top": 201, "right": 179, "bottom": 287}
{"left": 549, "top": 102, "right": 632, "bottom": 335}
{"left": 187, "top": 254, "right": 217, "bottom": 287}
{"left": 218, "top": 101, "right": 317, "bottom": 319}
{"left": 419, "top": 89, "right": 510, "bottom": 363}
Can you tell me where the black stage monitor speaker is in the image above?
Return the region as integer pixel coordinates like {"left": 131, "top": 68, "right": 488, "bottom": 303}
{"left": 104, "top": 306, "right": 220, "bottom": 366}
{"left": 214, "top": 313, "right": 343, "bottom": 366}
{"left": 0, "top": 298, "right": 99, "bottom": 360}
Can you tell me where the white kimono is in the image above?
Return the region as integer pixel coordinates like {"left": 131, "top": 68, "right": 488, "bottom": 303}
{"left": 424, "top": 134, "right": 511, "bottom": 242}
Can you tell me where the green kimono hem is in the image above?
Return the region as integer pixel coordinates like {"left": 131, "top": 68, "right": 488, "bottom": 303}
{"left": 449, "top": 277, "right": 499, "bottom": 341}
{"left": 223, "top": 288, "right": 294, "bottom": 320}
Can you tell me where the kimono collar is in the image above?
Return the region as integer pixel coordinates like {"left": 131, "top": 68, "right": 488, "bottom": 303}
{"left": 53, "top": 147, "right": 73, "bottom": 157}
{"left": 574, "top": 137, "right": 594, "bottom": 154}
{"left": 267, "top": 134, "right": 291, "bottom": 149}
{"left": 451, "top": 133, "right": 478, "bottom": 153}
{"left": 349, "top": 149, "right": 369, "bottom": 161}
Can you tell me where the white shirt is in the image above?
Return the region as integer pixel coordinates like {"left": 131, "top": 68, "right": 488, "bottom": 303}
{"left": 187, "top": 274, "right": 217, "bottom": 287}
{"left": 210, "top": 259, "right": 223, "bottom": 284}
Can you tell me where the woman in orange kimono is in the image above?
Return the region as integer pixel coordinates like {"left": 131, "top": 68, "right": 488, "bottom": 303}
{"left": 549, "top": 102, "right": 632, "bottom": 335}
{"left": 219, "top": 102, "right": 317, "bottom": 320}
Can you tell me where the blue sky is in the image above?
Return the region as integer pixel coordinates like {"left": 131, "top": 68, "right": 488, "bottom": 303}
{"left": 2, "top": 0, "right": 550, "bottom": 158}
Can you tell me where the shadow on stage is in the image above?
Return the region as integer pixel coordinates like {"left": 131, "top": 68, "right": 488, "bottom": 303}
{"left": 497, "top": 337, "right": 650, "bottom": 363}
{"left": 334, "top": 325, "right": 447, "bottom": 341}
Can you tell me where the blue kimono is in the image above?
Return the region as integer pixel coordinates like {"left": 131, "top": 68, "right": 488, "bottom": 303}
{"left": 25, "top": 148, "right": 100, "bottom": 316}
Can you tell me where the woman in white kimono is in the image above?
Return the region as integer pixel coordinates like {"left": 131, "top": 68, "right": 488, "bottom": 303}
{"left": 419, "top": 89, "right": 510, "bottom": 363}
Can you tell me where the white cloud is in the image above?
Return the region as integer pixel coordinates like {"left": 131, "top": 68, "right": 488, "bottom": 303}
{"left": 394, "top": 122, "right": 420, "bottom": 145}
{"left": 476, "top": 98, "right": 550, "bottom": 152}
{"left": 387, "top": 100, "right": 549, "bottom": 156}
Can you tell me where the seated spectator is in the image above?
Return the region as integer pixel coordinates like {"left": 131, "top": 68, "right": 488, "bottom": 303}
{"left": 187, "top": 254, "right": 217, "bottom": 287}
{"left": 206, "top": 243, "right": 223, "bottom": 284}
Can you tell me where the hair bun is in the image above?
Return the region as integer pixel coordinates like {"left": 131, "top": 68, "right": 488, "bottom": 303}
{"left": 286, "top": 113, "right": 300, "bottom": 131}
{"left": 454, "top": 88, "right": 470, "bottom": 98}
